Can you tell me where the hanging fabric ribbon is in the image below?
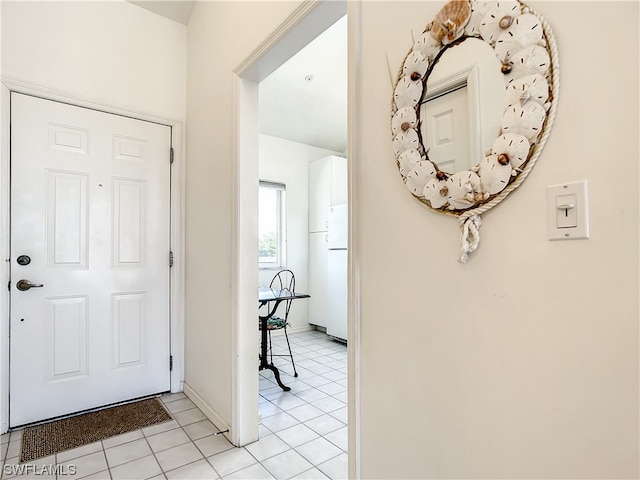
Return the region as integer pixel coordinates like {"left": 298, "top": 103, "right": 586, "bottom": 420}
{"left": 458, "top": 214, "right": 482, "bottom": 263}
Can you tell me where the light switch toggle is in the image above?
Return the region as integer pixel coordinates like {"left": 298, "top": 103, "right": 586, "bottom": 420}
{"left": 547, "top": 180, "right": 589, "bottom": 240}
{"left": 556, "top": 193, "right": 577, "bottom": 228}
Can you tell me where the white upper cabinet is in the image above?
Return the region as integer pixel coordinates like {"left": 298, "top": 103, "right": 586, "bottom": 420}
{"left": 308, "top": 155, "right": 347, "bottom": 329}
{"left": 330, "top": 156, "right": 348, "bottom": 206}
{"left": 308, "top": 155, "right": 347, "bottom": 232}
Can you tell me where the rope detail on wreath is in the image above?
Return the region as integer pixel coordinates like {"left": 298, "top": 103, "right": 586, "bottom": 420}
{"left": 458, "top": 214, "right": 482, "bottom": 263}
{"left": 459, "top": 8, "right": 560, "bottom": 220}
{"left": 456, "top": 8, "right": 559, "bottom": 262}
{"left": 391, "top": 1, "right": 560, "bottom": 262}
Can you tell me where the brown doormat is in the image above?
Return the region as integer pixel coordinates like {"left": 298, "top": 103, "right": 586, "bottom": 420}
{"left": 20, "top": 397, "right": 172, "bottom": 463}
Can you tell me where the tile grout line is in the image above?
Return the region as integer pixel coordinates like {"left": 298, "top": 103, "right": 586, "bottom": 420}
{"left": 154, "top": 399, "right": 219, "bottom": 479}
{"left": 175, "top": 424, "right": 223, "bottom": 479}
{"left": 139, "top": 421, "right": 169, "bottom": 480}
{"left": 3, "top": 331, "right": 346, "bottom": 479}
{"left": 55, "top": 396, "right": 185, "bottom": 479}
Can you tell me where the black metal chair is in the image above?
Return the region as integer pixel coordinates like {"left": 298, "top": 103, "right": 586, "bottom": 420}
{"left": 259, "top": 269, "right": 298, "bottom": 377}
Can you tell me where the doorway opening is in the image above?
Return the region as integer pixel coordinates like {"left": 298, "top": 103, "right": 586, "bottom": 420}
{"left": 232, "top": 3, "right": 350, "bottom": 475}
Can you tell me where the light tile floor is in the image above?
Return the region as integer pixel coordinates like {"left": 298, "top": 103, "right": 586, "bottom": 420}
{"left": 0, "top": 330, "right": 347, "bottom": 479}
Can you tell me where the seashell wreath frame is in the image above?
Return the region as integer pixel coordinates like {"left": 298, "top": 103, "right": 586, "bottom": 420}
{"left": 391, "top": 0, "right": 559, "bottom": 263}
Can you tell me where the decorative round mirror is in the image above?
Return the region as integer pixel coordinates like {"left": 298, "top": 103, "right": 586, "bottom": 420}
{"left": 391, "top": 0, "right": 559, "bottom": 262}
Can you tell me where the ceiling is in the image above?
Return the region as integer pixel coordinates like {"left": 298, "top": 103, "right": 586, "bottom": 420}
{"left": 258, "top": 15, "right": 347, "bottom": 154}
{"left": 129, "top": 1, "right": 347, "bottom": 154}
{"left": 129, "top": 1, "right": 195, "bottom": 25}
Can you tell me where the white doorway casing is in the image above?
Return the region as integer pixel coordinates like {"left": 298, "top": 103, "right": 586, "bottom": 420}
{"left": 0, "top": 81, "right": 186, "bottom": 433}
{"left": 232, "top": 2, "right": 359, "bottom": 477}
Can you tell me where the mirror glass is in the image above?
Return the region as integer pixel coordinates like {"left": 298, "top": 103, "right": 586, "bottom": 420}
{"left": 391, "top": 0, "right": 559, "bottom": 261}
{"left": 391, "top": 0, "right": 557, "bottom": 222}
{"left": 420, "top": 38, "right": 505, "bottom": 173}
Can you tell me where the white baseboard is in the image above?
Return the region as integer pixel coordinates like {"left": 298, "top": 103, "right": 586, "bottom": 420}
{"left": 183, "top": 383, "right": 233, "bottom": 445}
{"left": 268, "top": 323, "right": 316, "bottom": 337}
{"left": 292, "top": 324, "right": 315, "bottom": 333}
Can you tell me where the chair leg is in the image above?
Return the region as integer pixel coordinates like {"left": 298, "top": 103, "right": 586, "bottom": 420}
{"left": 267, "top": 329, "right": 273, "bottom": 365}
{"left": 283, "top": 326, "right": 298, "bottom": 377}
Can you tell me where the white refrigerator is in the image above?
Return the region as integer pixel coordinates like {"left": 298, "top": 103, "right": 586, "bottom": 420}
{"left": 326, "top": 203, "right": 348, "bottom": 342}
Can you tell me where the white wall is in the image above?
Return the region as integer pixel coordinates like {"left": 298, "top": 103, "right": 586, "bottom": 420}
{"left": 2, "top": 0, "right": 637, "bottom": 476}
{"left": 258, "top": 133, "right": 342, "bottom": 331}
{"left": 1, "top": 1, "right": 186, "bottom": 121}
{"left": 0, "top": 0, "right": 187, "bottom": 432}
{"left": 354, "top": 1, "right": 638, "bottom": 478}
{"left": 185, "top": 0, "right": 305, "bottom": 441}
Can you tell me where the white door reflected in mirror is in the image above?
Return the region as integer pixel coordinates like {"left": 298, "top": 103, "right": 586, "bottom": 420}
{"left": 422, "top": 79, "right": 471, "bottom": 173}
{"left": 390, "top": 0, "right": 559, "bottom": 261}
{"left": 420, "top": 38, "right": 505, "bottom": 174}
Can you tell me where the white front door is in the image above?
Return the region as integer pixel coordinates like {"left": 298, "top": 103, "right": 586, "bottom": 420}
{"left": 9, "top": 93, "right": 171, "bottom": 427}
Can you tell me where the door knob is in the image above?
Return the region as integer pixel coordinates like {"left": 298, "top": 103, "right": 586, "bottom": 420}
{"left": 16, "top": 280, "right": 44, "bottom": 291}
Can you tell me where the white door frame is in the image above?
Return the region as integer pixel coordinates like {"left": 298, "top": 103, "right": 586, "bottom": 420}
{"left": 0, "top": 80, "right": 185, "bottom": 433}
{"left": 231, "top": 1, "right": 361, "bottom": 477}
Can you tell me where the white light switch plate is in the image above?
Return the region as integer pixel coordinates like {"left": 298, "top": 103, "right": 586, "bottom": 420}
{"left": 547, "top": 180, "right": 589, "bottom": 240}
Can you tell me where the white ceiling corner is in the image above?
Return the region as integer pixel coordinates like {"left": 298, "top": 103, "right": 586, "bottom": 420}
{"left": 129, "top": 1, "right": 195, "bottom": 25}
{"left": 128, "top": 2, "right": 347, "bottom": 154}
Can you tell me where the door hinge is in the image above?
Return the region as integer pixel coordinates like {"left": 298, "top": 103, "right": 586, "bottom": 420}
{"left": 7, "top": 281, "right": 10, "bottom": 292}
{"left": 169, "top": 355, "right": 173, "bottom": 371}
{"left": 169, "top": 251, "right": 174, "bottom": 268}
{"left": 170, "top": 147, "right": 174, "bottom": 164}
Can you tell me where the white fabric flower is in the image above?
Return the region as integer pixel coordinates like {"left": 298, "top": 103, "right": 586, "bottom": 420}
{"left": 505, "top": 74, "right": 549, "bottom": 108}
{"left": 479, "top": 154, "right": 512, "bottom": 194}
{"left": 503, "top": 45, "right": 551, "bottom": 83}
{"left": 423, "top": 175, "right": 449, "bottom": 209}
{"left": 397, "top": 149, "right": 423, "bottom": 178}
{"left": 405, "top": 160, "right": 437, "bottom": 196}
{"left": 403, "top": 51, "right": 429, "bottom": 81}
{"left": 391, "top": 107, "right": 418, "bottom": 137}
{"left": 491, "top": 133, "right": 530, "bottom": 169}
{"left": 393, "top": 76, "right": 423, "bottom": 110}
{"left": 464, "top": 0, "right": 492, "bottom": 37}
{"left": 479, "top": 0, "right": 522, "bottom": 46}
{"left": 412, "top": 30, "right": 443, "bottom": 61}
{"left": 494, "top": 13, "right": 544, "bottom": 62}
{"left": 393, "top": 128, "right": 420, "bottom": 158}
{"left": 501, "top": 101, "right": 546, "bottom": 143}
{"left": 446, "top": 171, "right": 482, "bottom": 210}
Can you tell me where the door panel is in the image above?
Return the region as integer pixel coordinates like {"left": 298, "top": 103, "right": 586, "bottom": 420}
{"left": 47, "top": 170, "right": 89, "bottom": 268}
{"left": 112, "top": 292, "right": 146, "bottom": 369}
{"left": 113, "top": 178, "right": 147, "bottom": 266}
{"left": 10, "top": 93, "right": 171, "bottom": 427}
{"left": 423, "top": 86, "right": 470, "bottom": 173}
{"left": 46, "top": 296, "right": 88, "bottom": 381}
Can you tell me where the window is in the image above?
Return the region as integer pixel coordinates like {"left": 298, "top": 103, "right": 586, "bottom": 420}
{"left": 258, "top": 181, "right": 286, "bottom": 268}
